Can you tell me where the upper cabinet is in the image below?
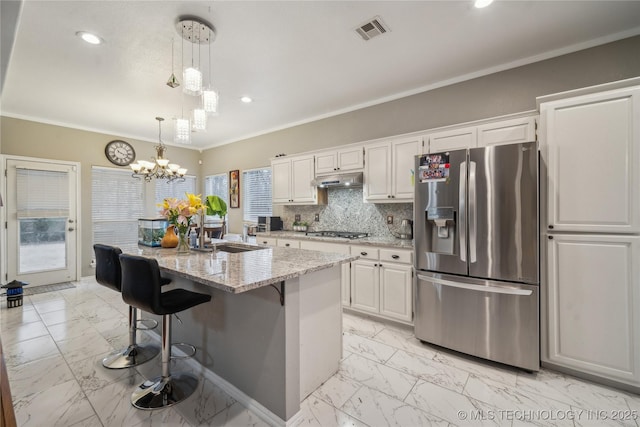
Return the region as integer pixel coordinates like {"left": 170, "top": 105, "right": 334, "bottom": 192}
{"left": 540, "top": 86, "right": 640, "bottom": 233}
{"left": 425, "top": 116, "right": 536, "bottom": 153}
{"left": 315, "top": 146, "right": 364, "bottom": 175}
{"left": 272, "top": 154, "right": 327, "bottom": 205}
{"left": 364, "top": 136, "right": 421, "bottom": 203}
{"left": 427, "top": 127, "right": 477, "bottom": 153}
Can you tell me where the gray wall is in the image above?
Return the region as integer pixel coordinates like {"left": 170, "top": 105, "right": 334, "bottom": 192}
{"left": 201, "top": 35, "right": 640, "bottom": 233}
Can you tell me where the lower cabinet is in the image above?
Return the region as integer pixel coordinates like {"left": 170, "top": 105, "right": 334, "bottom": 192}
{"left": 350, "top": 246, "right": 413, "bottom": 324}
{"left": 545, "top": 233, "right": 640, "bottom": 388}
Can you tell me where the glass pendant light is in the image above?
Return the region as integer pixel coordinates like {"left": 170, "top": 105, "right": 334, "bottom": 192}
{"left": 192, "top": 108, "right": 207, "bottom": 131}
{"left": 175, "top": 117, "right": 191, "bottom": 144}
{"left": 202, "top": 39, "right": 219, "bottom": 115}
{"left": 182, "top": 23, "right": 202, "bottom": 95}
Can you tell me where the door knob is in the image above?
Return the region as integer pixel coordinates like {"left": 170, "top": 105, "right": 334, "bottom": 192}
{"left": 68, "top": 227, "right": 75, "bottom": 231}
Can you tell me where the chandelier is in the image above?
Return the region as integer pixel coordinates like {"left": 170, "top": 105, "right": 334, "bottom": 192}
{"left": 168, "top": 17, "right": 218, "bottom": 143}
{"left": 130, "top": 117, "right": 187, "bottom": 182}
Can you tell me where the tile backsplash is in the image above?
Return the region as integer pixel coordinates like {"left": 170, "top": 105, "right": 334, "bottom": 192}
{"left": 276, "top": 187, "right": 413, "bottom": 238}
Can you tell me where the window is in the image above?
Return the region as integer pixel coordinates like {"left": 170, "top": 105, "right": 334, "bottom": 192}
{"left": 204, "top": 173, "right": 229, "bottom": 216}
{"left": 242, "top": 168, "right": 272, "bottom": 222}
{"left": 92, "top": 167, "right": 144, "bottom": 247}
{"left": 154, "top": 175, "right": 197, "bottom": 207}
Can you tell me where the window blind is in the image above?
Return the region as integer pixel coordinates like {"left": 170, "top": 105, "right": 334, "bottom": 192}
{"left": 17, "top": 168, "right": 69, "bottom": 218}
{"left": 242, "top": 168, "right": 272, "bottom": 222}
{"left": 92, "top": 167, "right": 144, "bottom": 246}
{"left": 154, "top": 175, "right": 197, "bottom": 208}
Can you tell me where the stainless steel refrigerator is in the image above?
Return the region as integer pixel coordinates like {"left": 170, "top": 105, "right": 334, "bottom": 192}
{"left": 414, "top": 141, "right": 539, "bottom": 371}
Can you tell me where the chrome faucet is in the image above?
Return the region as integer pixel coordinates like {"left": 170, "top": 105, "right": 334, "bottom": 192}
{"left": 199, "top": 208, "right": 206, "bottom": 249}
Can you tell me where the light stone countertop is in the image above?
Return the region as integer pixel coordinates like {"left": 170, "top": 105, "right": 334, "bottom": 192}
{"left": 255, "top": 231, "right": 414, "bottom": 250}
{"left": 120, "top": 242, "right": 357, "bottom": 294}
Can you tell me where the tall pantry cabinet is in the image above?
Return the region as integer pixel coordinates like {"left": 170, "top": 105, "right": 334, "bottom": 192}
{"left": 539, "top": 83, "right": 640, "bottom": 390}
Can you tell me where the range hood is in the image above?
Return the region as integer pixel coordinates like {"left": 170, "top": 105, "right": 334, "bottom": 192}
{"left": 312, "top": 172, "right": 363, "bottom": 188}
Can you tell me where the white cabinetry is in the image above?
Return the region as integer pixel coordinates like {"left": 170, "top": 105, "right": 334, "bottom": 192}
{"left": 364, "top": 136, "right": 420, "bottom": 203}
{"left": 300, "top": 240, "right": 352, "bottom": 307}
{"left": 426, "top": 116, "right": 536, "bottom": 153}
{"left": 272, "top": 155, "right": 325, "bottom": 205}
{"left": 541, "top": 87, "right": 640, "bottom": 233}
{"left": 428, "top": 127, "right": 477, "bottom": 153}
{"left": 540, "top": 84, "right": 640, "bottom": 390}
{"left": 315, "top": 146, "right": 363, "bottom": 175}
{"left": 350, "top": 245, "right": 413, "bottom": 324}
{"left": 477, "top": 117, "right": 536, "bottom": 147}
{"left": 546, "top": 234, "right": 640, "bottom": 386}
{"left": 276, "top": 238, "right": 300, "bottom": 248}
{"left": 257, "top": 236, "right": 277, "bottom": 247}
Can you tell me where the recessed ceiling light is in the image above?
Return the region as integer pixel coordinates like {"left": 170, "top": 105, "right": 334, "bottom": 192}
{"left": 240, "top": 96, "right": 253, "bottom": 103}
{"left": 474, "top": 0, "right": 494, "bottom": 8}
{"left": 76, "top": 31, "right": 103, "bottom": 45}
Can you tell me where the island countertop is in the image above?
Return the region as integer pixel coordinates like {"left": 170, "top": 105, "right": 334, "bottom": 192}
{"left": 120, "top": 242, "right": 357, "bottom": 294}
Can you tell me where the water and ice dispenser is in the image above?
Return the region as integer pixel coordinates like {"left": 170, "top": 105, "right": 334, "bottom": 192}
{"left": 426, "top": 207, "right": 456, "bottom": 255}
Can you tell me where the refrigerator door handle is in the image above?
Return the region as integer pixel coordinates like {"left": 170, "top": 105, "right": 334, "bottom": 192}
{"left": 459, "top": 162, "right": 467, "bottom": 262}
{"left": 417, "top": 275, "right": 533, "bottom": 296}
{"left": 469, "top": 161, "right": 477, "bottom": 263}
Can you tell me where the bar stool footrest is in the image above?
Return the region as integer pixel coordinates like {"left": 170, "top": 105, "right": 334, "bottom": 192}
{"left": 131, "top": 373, "right": 198, "bottom": 409}
{"left": 102, "top": 343, "right": 160, "bottom": 369}
{"left": 136, "top": 318, "right": 159, "bottom": 331}
{"left": 170, "top": 342, "right": 196, "bottom": 360}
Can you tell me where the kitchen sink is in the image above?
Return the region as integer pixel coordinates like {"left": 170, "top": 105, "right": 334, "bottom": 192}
{"left": 193, "top": 243, "right": 265, "bottom": 253}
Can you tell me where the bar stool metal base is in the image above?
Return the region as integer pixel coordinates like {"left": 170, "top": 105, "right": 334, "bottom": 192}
{"left": 102, "top": 343, "right": 160, "bottom": 369}
{"left": 131, "top": 373, "right": 198, "bottom": 409}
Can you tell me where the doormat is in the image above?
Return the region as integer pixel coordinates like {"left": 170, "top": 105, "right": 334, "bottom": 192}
{"left": 23, "top": 282, "right": 75, "bottom": 296}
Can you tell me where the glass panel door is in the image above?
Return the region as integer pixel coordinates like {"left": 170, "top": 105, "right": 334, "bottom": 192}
{"left": 6, "top": 159, "right": 78, "bottom": 286}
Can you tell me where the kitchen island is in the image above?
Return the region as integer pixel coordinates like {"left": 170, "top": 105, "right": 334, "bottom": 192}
{"left": 121, "top": 242, "right": 357, "bottom": 425}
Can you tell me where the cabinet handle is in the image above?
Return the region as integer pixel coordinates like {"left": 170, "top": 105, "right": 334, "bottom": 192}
{"left": 378, "top": 263, "right": 382, "bottom": 267}
{"left": 391, "top": 255, "right": 399, "bottom": 259}
{"left": 262, "top": 241, "right": 268, "bottom": 244}
{"left": 285, "top": 243, "right": 290, "bottom": 247}
{"left": 360, "top": 252, "right": 367, "bottom": 256}
{"left": 548, "top": 236, "right": 553, "bottom": 240}
{"left": 374, "top": 263, "right": 378, "bottom": 267}
{"left": 387, "top": 195, "right": 391, "bottom": 198}
{"left": 392, "top": 195, "right": 395, "bottom": 198}
{"left": 337, "top": 167, "right": 340, "bottom": 170}
{"left": 548, "top": 225, "right": 554, "bottom": 229}
{"left": 334, "top": 168, "right": 337, "bottom": 171}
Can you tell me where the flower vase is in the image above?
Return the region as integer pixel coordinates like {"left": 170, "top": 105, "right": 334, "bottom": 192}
{"left": 176, "top": 229, "right": 190, "bottom": 254}
{"left": 160, "top": 225, "right": 179, "bottom": 248}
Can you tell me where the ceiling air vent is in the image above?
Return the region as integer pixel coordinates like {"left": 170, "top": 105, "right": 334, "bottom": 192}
{"left": 355, "top": 16, "right": 389, "bottom": 41}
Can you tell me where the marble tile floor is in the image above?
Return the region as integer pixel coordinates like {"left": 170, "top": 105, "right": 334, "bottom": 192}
{"left": 1, "top": 277, "right": 638, "bottom": 427}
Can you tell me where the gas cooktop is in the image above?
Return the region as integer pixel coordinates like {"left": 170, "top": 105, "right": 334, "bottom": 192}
{"left": 305, "top": 231, "right": 369, "bottom": 239}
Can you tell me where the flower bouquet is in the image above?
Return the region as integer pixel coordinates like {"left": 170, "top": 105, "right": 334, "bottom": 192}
{"left": 159, "top": 193, "right": 203, "bottom": 253}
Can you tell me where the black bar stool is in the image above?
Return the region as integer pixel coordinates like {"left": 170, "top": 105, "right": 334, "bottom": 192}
{"left": 93, "top": 244, "right": 161, "bottom": 369}
{"left": 119, "top": 253, "right": 211, "bottom": 410}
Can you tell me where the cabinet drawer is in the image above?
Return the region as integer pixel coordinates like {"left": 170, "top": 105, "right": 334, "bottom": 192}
{"left": 351, "top": 245, "right": 379, "bottom": 260}
{"left": 379, "top": 249, "right": 412, "bottom": 264}
{"left": 277, "top": 238, "right": 301, "bottom": 248}
{"left": 258, "top": 237, "right": 277, "bottom": 246}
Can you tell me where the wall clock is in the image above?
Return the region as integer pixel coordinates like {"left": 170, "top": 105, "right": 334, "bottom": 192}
{"left": 105, "top": 140, "right": 136, "bottom": 166}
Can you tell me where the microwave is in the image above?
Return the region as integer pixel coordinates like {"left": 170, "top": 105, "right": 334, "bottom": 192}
{"left": 257, "top": 216, "right": 283, "bottom": 232}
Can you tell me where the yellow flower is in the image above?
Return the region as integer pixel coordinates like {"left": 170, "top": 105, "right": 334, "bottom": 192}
{"left": 186, "top": 193, "right": 203, "bottom": 210}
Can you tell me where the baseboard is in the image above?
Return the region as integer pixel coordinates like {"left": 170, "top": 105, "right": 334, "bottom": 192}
{"left": 142, "top": 330, "right": 302, "bottom": 426}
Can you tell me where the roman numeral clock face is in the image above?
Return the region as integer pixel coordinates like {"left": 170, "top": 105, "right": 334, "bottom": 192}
{"left": 105, "top": 140, "right": 136, "bottom": 166}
